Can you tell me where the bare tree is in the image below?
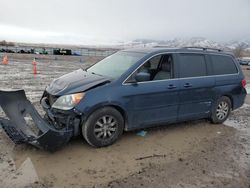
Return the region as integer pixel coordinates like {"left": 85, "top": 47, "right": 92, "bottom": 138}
{"left": 0, "top": 40, "right": 15, "bottom": 47}
{"left": 0, "top": 40, "right": 7, "bottom": 46}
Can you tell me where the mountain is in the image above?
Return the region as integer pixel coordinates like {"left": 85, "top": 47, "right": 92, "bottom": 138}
{"left": 224, "top": 40, "right": 250, "bottom": 50}
{"left": 120, "top": 38, "right": 250, "bottom": 51}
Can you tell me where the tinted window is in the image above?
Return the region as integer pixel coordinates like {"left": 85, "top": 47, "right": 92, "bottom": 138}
{"left": 179, "top": 54, "right": 207, "bottom": 78}
{"left": 210, "top": 55, "right": 238, "bottom": 75}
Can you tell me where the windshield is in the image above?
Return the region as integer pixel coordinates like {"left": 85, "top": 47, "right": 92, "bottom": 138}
{"left": 87, "top": 51, "right": 144, "bottom": 79}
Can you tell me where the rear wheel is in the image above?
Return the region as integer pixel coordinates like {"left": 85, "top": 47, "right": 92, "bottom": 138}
{"left": 211, "top": 96, "right": 231, "bottom": 124}
{"left": 82, "top": 107, "right": 124, "bottom": 147}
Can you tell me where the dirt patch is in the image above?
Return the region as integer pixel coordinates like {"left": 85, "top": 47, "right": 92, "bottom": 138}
{"left": 105, "top": 105, "right": 250, "bottom": 188}
{"left": 105, "top": 130, "right": 250, "bottom": 188}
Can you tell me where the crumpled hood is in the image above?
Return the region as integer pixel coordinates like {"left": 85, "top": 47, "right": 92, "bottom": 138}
{"left": 46, "top": 69, "right": 110, "bottom": 96}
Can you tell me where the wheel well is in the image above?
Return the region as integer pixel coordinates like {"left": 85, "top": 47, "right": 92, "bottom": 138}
{"left": 222, "top": 95, "right": 234, "bottom": 109}
{"left": 108, "top": 105, "right": 128, "bottom": 128}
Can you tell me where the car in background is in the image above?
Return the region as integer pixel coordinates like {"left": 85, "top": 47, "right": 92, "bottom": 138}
{"left": 53, "top": 48, "right": 72, "bottom": 55}
{"left": 238, "top": 58, "right": 250, "bottom": 66}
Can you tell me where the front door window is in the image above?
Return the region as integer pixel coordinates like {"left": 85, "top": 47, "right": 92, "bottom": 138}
{"left": 125, "top": 54, "right": 174, "bottom": 83}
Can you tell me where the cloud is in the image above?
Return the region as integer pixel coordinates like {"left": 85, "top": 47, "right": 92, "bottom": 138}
{"left": 0, "top": 0, "right": 249, "bottom": 44}
{"left": 0, "top": 24, "right": 123, "bottom": 45}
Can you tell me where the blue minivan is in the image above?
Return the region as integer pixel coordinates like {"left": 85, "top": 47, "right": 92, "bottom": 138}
{"left": 0, "top": 47, "right": 247, "bottom": 150}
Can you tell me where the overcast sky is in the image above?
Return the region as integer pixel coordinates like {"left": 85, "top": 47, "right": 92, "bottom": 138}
{"left": 0, "top": 0, "right": 249, "bottom": 45}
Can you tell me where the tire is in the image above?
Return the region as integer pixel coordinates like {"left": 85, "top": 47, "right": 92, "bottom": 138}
{"left": 82, "top": 107, "right": 124, "bottom": 147}
{"left": 211, "top": 96, "right": 232, "bottom": 124}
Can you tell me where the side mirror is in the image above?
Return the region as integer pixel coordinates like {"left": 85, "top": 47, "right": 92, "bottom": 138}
{"left": 135, "top": 72, "right": 151, "bottom": 82}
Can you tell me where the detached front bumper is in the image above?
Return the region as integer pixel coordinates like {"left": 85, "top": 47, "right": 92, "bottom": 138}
{"left": 0, "top": 90, "right": 74, "bottom": 151}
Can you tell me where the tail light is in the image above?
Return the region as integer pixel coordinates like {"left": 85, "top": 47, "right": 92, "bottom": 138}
{"left": 241, "top": 79, "right": 246, "bottom": 88}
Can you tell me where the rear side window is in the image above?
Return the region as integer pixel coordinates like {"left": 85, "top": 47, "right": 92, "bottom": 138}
{"left": 178, "top": 54, "right": 207, "bottom": 78}
{"left": 210, "top": 55, "right": 238, "bottom": 75}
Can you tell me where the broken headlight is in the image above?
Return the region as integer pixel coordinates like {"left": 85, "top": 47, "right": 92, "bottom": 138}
{"left": 52, "top": 93, "right": 85, "bottom": 110}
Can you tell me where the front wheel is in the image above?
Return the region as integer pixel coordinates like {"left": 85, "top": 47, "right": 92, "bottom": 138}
{"left": 82, "top": 107, "right": 124, "bottom": 147}
{"left": 211, "top": 96, "right": 231, "bottom": 124}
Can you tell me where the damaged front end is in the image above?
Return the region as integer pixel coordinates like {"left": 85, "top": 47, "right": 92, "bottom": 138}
{"left": 0, "top": 90, "right": 75, "bottom": 151}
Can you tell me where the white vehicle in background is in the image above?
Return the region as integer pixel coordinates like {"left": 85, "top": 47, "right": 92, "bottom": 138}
{"left": 239, "top": 57, "right": 250, "bottom": 66}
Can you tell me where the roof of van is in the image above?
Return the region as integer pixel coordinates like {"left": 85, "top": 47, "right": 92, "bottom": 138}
{"left": 122, "top": 47, "right": 234, "bottom": 56}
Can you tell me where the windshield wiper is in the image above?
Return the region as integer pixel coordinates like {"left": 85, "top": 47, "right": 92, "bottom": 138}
{"left": 85, "top": 69, "right": 112, "bottom": 79}
{"left": 89, "top": 71, "right": 104, "bottom": 77}
{"left": 81, "top": 67, "right": 88, "bottom": 71}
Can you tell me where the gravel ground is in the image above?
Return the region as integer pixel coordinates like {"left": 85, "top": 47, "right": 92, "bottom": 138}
{"left": 0, "top": 58, "right": 249, "bottom": 188}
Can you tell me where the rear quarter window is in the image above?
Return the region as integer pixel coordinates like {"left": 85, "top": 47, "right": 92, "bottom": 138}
{"left": 210, "top": 55, "right": 238, "bottom": 75}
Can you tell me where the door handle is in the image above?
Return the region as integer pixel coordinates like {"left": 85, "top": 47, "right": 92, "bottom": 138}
{"left": 168, "top": 84, "right": 177, "bottom": 89}
{"left": 183, "top": 83, "right": 192, "bottom": 88}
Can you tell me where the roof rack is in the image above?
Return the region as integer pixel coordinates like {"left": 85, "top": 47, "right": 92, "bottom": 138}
{"left": 153, "top": 45, "right": 171, "bottom": 48}
{"left": 183, "top": 46, "right": 223, "bottom": 52}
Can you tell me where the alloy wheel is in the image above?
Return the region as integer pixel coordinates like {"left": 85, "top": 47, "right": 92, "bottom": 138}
{"left": 216, "top": 101, "right": 229, "bottom": 120}
{"left": 94, "top": 115, "right": 117, "bottom": 140}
